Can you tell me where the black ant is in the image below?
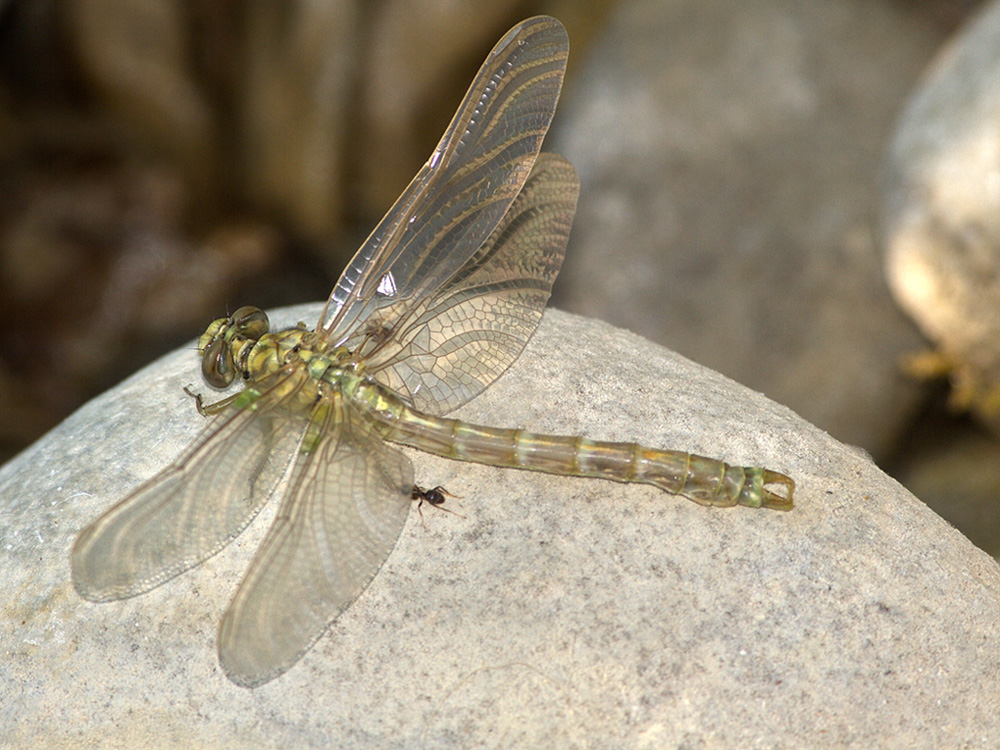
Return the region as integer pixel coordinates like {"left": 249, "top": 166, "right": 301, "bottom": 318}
{"left": 411, "top": 485, "right": 464, "bottom": 528}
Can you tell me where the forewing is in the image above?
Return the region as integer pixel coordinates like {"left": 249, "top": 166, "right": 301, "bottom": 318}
{"left": 354, "top": 154, "right": 579, "bottom": 414}
{"left": 318, "top": 16, "right": 569, "bottom": 345}
{"left": 71, "top": 368, "right": 310, "bottom": 602}
{"left": 217, "top": 399, "right": 413, "bottom": 688}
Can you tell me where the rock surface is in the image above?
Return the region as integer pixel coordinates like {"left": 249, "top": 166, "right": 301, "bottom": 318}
{"left": 2, "top": 305, "right": 999, "bottom": 747}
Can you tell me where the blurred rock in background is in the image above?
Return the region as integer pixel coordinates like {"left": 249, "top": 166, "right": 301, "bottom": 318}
{"left": 1, "top": 0, "right": 996, "bottom": 552}
{"left": 883, "top": 0, "right": 1000, "bottom": 555}
{"left": 549, "top": 0, "right": 939, "bottom": 459}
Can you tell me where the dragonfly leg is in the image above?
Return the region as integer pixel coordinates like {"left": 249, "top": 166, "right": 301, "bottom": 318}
{"left": 183, "top": 386, "right": 242, "bottom": 416}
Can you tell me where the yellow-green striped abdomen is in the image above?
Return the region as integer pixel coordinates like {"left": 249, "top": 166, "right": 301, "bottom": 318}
{"left": 352, "top": 380, "right": 793, "bottom": 510}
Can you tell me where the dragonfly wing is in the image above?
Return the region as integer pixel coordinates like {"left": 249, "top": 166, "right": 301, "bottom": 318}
{"left": 217, "top": 399, "right": 413, "bottom": 688}
{"left": 319, "top": 16, "right": 569, "bottom": 344}
{"left": 357, "top": 153, "right": 579, "bottom": 414}
{"left": 71, "top": 368, "right": 311, "bottom": 602}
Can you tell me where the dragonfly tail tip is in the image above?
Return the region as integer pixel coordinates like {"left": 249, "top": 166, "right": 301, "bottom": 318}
{"left": 759, "top": 470, "right": 795, "bottom": 511}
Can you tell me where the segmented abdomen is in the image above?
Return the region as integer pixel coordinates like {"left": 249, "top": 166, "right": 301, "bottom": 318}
{"left": 357, "top": 382, "right": 794, "bottom": 510}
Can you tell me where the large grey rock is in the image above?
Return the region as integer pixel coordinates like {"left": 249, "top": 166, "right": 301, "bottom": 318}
{"left": 549, "top": 0, "right": 942, "bottom": 457}
{"left": 3, "top": 306, "right": 999, "bottom": 747}
{"left": 884, "top": 0, "right": 1000, "bottom": 432}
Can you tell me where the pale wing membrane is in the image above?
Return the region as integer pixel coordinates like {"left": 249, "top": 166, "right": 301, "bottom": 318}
{"left": 217, "top": 399, "right": 413, "bottom": 688}
{"left": 71, "top": 368, "right": 311, "bottom": 602}
{"left": 352, "top": 154, "right": 579, "bottom": 414}
{"left": 319, "top": 16, "right": 569, "bottom": 345}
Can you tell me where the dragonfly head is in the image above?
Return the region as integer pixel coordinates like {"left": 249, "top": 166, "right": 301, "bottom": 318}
{"left": 198, "top": 306, "right": 271, "bottom": 388}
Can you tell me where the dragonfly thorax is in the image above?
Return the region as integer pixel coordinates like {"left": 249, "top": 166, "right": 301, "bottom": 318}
{"left": 243, "top": 326, "right": 367, "bottom": 395}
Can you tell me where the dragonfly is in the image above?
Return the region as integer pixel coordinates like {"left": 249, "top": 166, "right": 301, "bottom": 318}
{"left": 71, "top": 16, "right": 794, "bottom": 689}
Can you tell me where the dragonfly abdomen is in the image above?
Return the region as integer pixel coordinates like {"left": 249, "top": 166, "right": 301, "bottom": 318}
{"left": 359, "top": 382, "right": 794, "bottom": 510}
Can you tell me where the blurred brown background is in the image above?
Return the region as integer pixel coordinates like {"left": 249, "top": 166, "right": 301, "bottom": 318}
{"left": 0, "top": 1, "right": 994, "bottom": 547}
{"left": 0, "top": 0, "right": 615, "bottom": 462}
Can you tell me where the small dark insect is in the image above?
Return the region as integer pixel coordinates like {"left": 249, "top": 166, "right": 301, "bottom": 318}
{"left": 410, "top": 485, "right": 464, "bottom": 527}
{"left": 411, "top": 485, "right": 451, "bottom": 508}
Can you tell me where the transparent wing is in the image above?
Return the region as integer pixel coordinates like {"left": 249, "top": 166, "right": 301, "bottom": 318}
{"left": 348, "top": 153, "right": 579, "bottom": 414}
{"left": 71, "top": 367, "right": 311, "bottom": 602}
{"left": 318, "top": 16, "right": 569, "bottom": 345}
{"left": 217, "top": 399, "right": 413, "bottom": 688}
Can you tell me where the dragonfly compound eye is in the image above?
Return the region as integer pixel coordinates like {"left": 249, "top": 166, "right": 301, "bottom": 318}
{"left": 231, "top": 306, "right": 270, "bottom": 341}
{"left": 201, "top": 337, "right": 236, "bottom": 388}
